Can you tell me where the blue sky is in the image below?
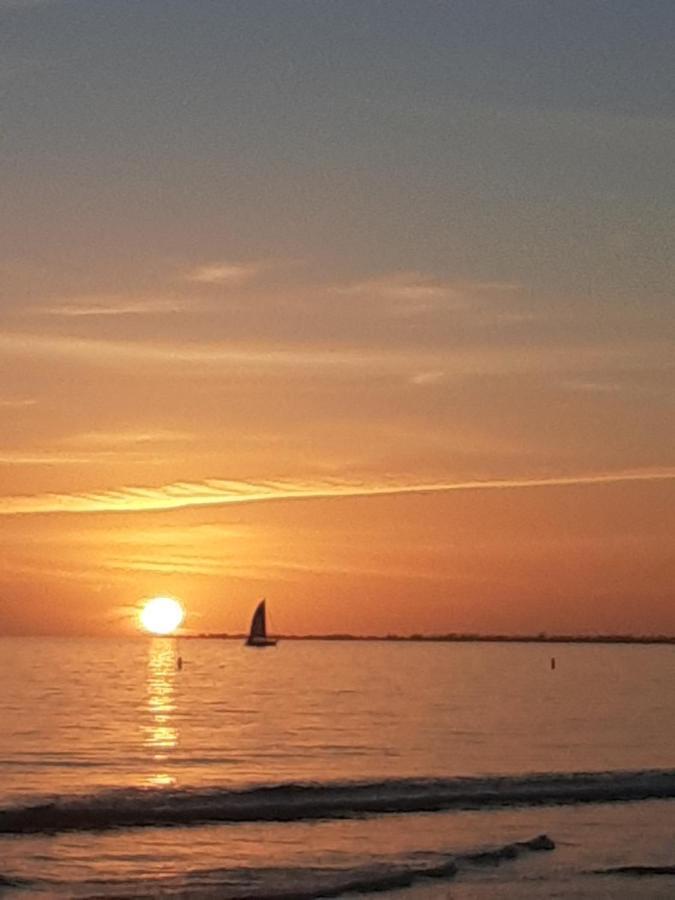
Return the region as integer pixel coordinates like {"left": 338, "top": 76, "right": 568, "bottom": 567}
{"left": 3, "top": 0, "right": 673, "bottom": 290}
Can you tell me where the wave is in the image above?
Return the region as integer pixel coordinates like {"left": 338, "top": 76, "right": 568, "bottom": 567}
{"left": 0, "top": 769, "right": 672, "bottom": 835}
{"left": 595, "top": 865, "right": 675, "bottom": 877}
{"left": 6, "top": 835, "right": 555, "bottom": 899}
{"left": 0, "top": 874, "right": 29, "bottom": 888}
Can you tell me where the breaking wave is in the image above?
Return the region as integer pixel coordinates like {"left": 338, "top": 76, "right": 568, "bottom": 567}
{"left": 2, "top": 835, "right": 555, "bottom": 898}
{"left": 0, "top": 769, "right": 673, "bottom": 835}
{"left": 595, "top": 865, "right": 675, "bottom": 878}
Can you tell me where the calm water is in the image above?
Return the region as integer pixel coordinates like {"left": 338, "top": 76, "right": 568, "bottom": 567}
{"left": 1, "top": 638, "right": 673, "bottom": 897}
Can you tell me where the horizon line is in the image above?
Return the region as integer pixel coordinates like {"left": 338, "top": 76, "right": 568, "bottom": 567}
{"left": 184, "top": 632, "right": 675, "bottom": 643}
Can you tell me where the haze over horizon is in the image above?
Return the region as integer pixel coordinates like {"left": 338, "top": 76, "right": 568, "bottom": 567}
{"left": 1, "top": 1, "right": 673, "bottom": 636}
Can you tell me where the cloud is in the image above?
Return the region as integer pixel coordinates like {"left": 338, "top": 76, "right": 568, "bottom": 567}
{"left": 336, "top": 272, "right": 522, "bottom": 317}
{"left": 561, "top": 379, "right": 622, "bottom": 394}
{"left": 187, "top": 262, "right": 261, "bottom": 285}
{"left": 0, "top": 397, "right": 36, "bottom": 408}
{"left": 0, "top": 432, "right": 192, "bottom": 466}
{"left": 410, "top": 370, "right": 445, "bottom": 386}
{"left": 0, "top": 328, "right": 668, "bottom": 386}
{"left": 66, "top": 429, "right": 193, "bottom": 447}
{"left": 336, "top": 271, "right": 463, "bottom": 317}
{"left": 38, "top": 297, "right": 184, "bottom": 317}
{"left": 0, "top": 452, "right": 109, "bottom": 465}
{"left": 0, "top": 329, "right": 412, "bottom": 370}
{"left": 0, "top": 468, "right": 671, "bottom": 517}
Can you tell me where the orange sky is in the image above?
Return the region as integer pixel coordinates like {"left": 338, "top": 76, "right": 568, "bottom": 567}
{"left": 1, "top": 2, "right": 673, "bottom": 635}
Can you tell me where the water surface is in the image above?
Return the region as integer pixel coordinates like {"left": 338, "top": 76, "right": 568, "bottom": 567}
{"left": 1, "top": 638, "right": 673, "bottom": 897}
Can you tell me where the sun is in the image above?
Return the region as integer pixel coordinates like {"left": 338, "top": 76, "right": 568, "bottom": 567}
{"left": 139, "top": 597, "right": 185, "bottom": 635}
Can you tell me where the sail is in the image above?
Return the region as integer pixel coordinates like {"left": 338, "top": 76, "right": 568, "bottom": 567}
{"left": 249, "top": 600, "right": 267, "bottom": 641}
{"left": 245, "top": 598, "right": 276, "bottom": 646}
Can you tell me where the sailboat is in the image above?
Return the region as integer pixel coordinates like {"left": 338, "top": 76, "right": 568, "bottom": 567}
{"left": 245, "top": 599, "right": 277, "bottom": 647}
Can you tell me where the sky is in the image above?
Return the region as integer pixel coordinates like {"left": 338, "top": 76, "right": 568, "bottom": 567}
{"left": 0, "top": 0, "right": 673, "bottom": 636}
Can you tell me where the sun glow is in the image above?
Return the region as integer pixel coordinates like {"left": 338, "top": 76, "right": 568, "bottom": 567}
{"left": 139, "top": 597, "right": 185, "bottom": 635}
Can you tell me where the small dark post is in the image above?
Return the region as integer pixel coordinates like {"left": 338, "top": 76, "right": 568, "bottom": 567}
{"left": 550, "top": 657, "right": 556, "bottom": 670}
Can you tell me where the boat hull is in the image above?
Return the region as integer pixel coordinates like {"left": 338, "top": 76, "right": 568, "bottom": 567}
{"left": 245, "top": 638, "right": 278, "bottom": 648}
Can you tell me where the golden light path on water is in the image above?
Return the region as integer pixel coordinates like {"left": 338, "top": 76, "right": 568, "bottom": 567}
{"left": 144, "top": 639, "right": 179, "bottom": 788}
{"left": 139, "top": 598, "right": 184, "bottom": 785}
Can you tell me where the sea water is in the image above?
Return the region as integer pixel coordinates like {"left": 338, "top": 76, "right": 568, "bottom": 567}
{"left": 0, "top": 637, "right": 673, "bottom": 897}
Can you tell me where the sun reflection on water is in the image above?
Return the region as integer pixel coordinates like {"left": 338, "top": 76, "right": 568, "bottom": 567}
{"left": 143, "top": 638, "right": 179, "bottom": 786}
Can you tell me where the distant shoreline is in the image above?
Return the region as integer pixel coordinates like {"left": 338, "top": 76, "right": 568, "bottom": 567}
{"left": 185, "top": 633, "right": 675, "bottom": 645}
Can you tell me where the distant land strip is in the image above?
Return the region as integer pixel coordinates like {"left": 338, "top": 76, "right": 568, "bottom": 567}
{"left": 186, "top": 633, "right": 675, "bottom": 645}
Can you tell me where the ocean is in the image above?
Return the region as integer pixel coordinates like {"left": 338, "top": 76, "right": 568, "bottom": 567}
{"left": 1, "top": 637, "right": 673, "bottom": 898}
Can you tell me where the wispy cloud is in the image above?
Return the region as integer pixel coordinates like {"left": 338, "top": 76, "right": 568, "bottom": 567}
{"left": 336, "top": 272, "right": 522, "bottom": 317}
{"left": 38, "top": 296, "right": 184, "bottom": 317}
{"left": 410, "top": 370, "right": 445, "bottom": 386}
{"left": 0, "top": 329, "right": 412, "bottom": 370}
{"left": 336, "top": 271, "right": 462, "bottom": 317}
{"left": 0, "top": 328, "right": 667, "bottom": 383}
{"left": 0, "top": 397, "right": 36, "bottom": 408}
{"left": 0, "top": 468, "right": 671, "bottom": 516}
{"left": 187, "top": 261, "right": 262, "bottom": 285}
{"left": 0, "top": 433, "right": 192, "bottom": 466}
{"left": 0, "top": 451, "right": 154, "bottom": 465}
{"left": 66, "top": 429, "right": 193, "bottom": 447}
{"left": 561, "top": 379, "right": 622, "bottom": 394}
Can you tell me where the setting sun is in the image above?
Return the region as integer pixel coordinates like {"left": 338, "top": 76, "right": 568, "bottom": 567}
{"left": 139, "top": 597, "right": 185, "bottom": 635}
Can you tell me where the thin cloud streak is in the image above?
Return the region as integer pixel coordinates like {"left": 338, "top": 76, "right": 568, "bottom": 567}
{"left": 333, "top": 272, "right": 522, "bottom": 318}
{"left": 0, "top": 468, "right": 672, "bottom": 517}
{"left": 0, "top": 329, "right": 669, "bottom": 379}
{"left": 38, "top": 298, "right": 184, "bottom": 317}
{"left": 0, "top": 398, "right": 36, "bottom": 408}
{"left": 336, "top": 272, "right": 521, "bottom": 301}
{"left": 187, "top": 262, "right": 261, "bottom": 285}
{"left": 64, "top": 430, "right": 193, "bottom": 447}
{"left": 0, "top": 330, "right": 402, "bottom": 369}
{"left": 0, "top": 453, "right": 118, "bottom": 465}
